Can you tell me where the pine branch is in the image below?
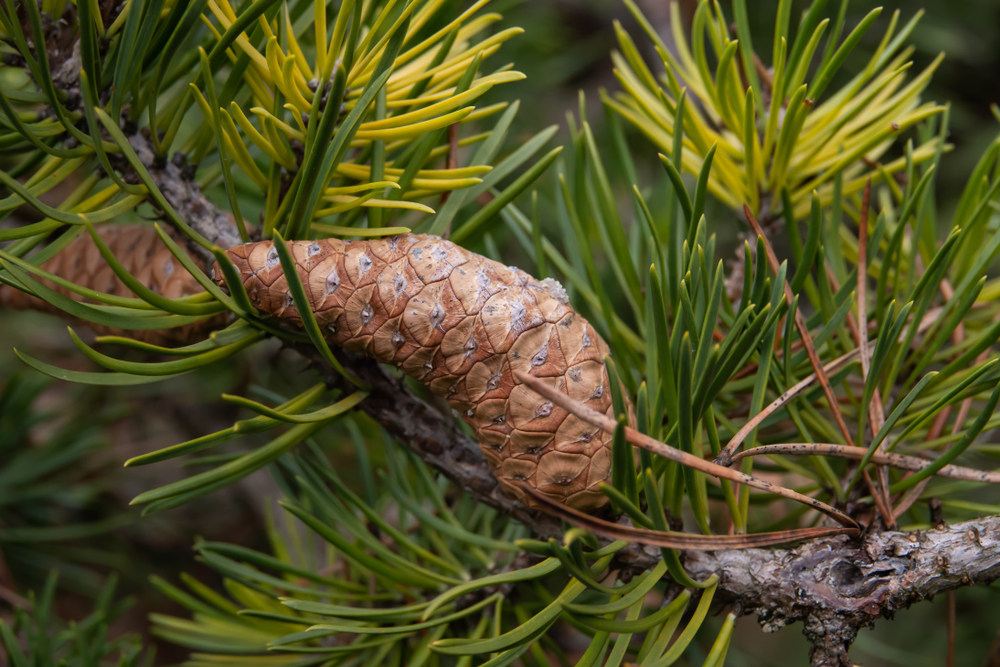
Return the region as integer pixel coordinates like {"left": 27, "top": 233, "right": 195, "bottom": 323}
{"left": 34, "top": 9, "right": 555, "bottom": 535}
{"left": 125, "top": 134, "right": 243, "bottom": 258}
{"left": 41, "top": 33, "right": 242, "bottom": 262}
{"left": 297, "top": 340, "right": 1000, "bottom": 667}
{"left": 25, "top": 10, "right": 1000, "bottom": 665}
{"left": 107, "top": 109, "right": 1000, "bottom": 666}
{"left": 295, "top": 343, "right": 564, "bottom": 541}
{"left": 684, "top": 515, "right": 1000, "bottom": 666}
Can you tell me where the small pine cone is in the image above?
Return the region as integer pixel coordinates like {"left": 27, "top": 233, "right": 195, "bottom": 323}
{"left": 0, "top": 224, "right": 222, "bottom": 346}
{"left": 214, "top": 234, "right": 634, "bottom": 511}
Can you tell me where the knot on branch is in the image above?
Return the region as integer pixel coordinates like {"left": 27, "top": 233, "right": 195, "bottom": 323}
{"left": 684, "top": 518, "right": 1000, "bottom": 665}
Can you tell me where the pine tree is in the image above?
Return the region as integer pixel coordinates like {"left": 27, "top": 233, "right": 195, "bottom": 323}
{"left": 2, "top": 1, "right": 1000, "bottom": 666}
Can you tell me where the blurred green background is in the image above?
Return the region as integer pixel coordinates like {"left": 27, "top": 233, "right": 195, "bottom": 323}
{"left": 2, "top": 0, "right": 1000, "bottom": 665}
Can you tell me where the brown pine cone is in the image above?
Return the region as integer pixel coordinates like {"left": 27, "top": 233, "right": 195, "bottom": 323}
{"left": 215, "top": 234, "right": 632, "bottom": 511}
{"left": 0, "top": 224, "right": 222, "bottom": 346}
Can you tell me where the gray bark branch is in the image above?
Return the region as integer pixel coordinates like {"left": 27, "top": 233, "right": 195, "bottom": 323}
{"left": 296, "top": 345, "right": 564, "bottom": 541}
{"left": 126, "top": 134, "right": 243, "bottom": 260}
{"left": 684, "top": 517, "right": 1000, "bottom": 665}
{"left": 41, "top": 34, "right": 243, "bottom": 263}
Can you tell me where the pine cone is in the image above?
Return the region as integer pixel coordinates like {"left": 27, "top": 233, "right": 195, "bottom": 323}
{"left": 0, "top": 224, "right": 222, "bottom": 346}
{"left": 216, "top": 234, "right": 632, "bottom": 511}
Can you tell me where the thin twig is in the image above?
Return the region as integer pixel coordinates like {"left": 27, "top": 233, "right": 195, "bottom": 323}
{"left": 730, "top": 299, "right": 954, "bottom": 382}
{"left": 752, "top": 51, "right": 774, "bottom": 89}
{"left": 730, "top": 443, "right": 1000, "bottom": 483}
{"left": 893, "top": 475, "right": 932, "bottom": 522}
{"left": 513, "top": 371, "right": 860, "bottom": 529}
{"left": 745, "top": 204, "right": 856, "bottom": 446}
{"left": 856, "top": 182, "right": 871, "bottom": 387}
{"left": 519, "top": 484, "right": 857, "bottom": 551}
{"left": 745, "top": 204, "right": 896, "bottom": 526}
{"left": 827, "top": 269, "right": 948, "bottom": 341}
{"left": 856, "top": 180, "right": 895, "bottom": 527}
{"left": 715, "top": 347, "right": 866, "bottom": 465}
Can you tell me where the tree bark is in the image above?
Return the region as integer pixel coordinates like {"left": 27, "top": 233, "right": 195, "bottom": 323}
{"left": 684, "top": 517, "right": 1000, "bottom": 665}
{"left": 296, "top": 345, "right": 564, "bottom": 541}
{"left": 126, "top": 134, "right": 244, "bottom": 259}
